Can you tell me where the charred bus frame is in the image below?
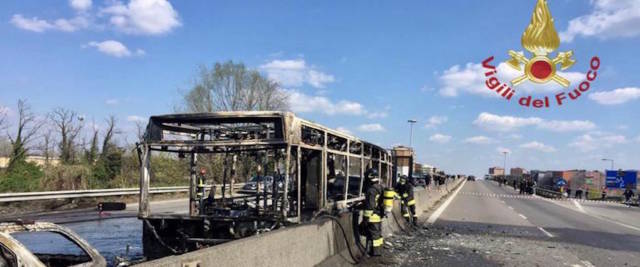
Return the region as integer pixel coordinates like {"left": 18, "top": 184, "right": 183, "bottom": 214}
{"left": 137, "top": 112, "right": 392, "bottom": 259}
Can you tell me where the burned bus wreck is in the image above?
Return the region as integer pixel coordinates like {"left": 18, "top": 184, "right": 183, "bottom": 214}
{"left": 137, "top": 112, "right": 393, "bottom": 259}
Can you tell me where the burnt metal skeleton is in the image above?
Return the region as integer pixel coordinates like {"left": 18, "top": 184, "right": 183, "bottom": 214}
{"left": 136, "top": 112, "right": 393, "bottom": 259}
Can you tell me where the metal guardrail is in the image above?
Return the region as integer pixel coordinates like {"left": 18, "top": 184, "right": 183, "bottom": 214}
{"left": 0, "top": 184, "right": 246, "bottom": 203}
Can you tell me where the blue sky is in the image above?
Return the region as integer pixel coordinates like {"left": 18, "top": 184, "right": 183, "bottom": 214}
{"left": 1, "top": 0, "right": 640, "bottom": 176}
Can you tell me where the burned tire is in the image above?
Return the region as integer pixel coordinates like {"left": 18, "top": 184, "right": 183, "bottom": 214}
{"left": 97, "top": 202, "right": 126, "bottom": 211}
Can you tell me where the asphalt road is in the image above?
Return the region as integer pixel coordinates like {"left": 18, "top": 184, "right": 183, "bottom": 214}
{"left": 367, "top": 180, "right": 640, "bottom": 267}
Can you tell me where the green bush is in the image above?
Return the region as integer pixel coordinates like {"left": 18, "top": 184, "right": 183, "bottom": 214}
{"left": 0, "top": 161, "right": 44, "bottom": 192}
{"left": 41, "top": 164, "right": 92, "bottom": 191}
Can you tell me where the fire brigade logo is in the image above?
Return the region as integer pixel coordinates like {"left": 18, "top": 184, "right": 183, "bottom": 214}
{"left": 506, "top": 0, "right": 574, "bottom": 87}
{"left": 481, "top": 0, "right": 601, "bottom": 108}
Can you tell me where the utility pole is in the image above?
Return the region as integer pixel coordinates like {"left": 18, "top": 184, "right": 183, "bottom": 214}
{"left": 601, "top": 158, "right": 614, "bottom": 170}
{"left": 502, "top": 151, "right": 509, "bottom": 178}
{"left": 408, "top": 119, "right": 417, "bottom": 147}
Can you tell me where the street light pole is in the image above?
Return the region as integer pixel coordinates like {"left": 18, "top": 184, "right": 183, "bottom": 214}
{"left": 601, "top": 158, "right": 614, "bottom": 170}
{"left": 407, "top": 119, "right": 417, "bottom": 147}
{"left": 502, "top": 151, "right": 509, "bottom": 178}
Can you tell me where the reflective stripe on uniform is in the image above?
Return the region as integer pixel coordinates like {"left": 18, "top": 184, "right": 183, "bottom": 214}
{"left": 407, "top": 199, "right": 416, "bottom": 206}
{"left": 384, "top": 190, "right": 396, "bottom": 198}
{"left": 369, "top": 214, "right": 381, "bottom": 223}
{"left": 403, "top": 193, "right": 409, "bottom": 198}
{"left": 373, "top": 237, "right": 384, "bottom": 247}
{"left": 363, "top": 210, "right": 373, "bottom": 217}
{"left": 403, "top": 213, "right": 410, "bottom": 217}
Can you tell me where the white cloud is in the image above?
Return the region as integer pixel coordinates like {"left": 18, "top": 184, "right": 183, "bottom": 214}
{"left": 537, "top": 120, "right": 596, "bottom": 132}
{"left": 569, "top": 132, "right": 628, "bottom": 152}
{"left": 560, "top": 0, "right": 640, "bottom": 42}
{"left": 589, "top": 87, "right": 640, "bottom": 105}
{"left": 336, "top": 127, "right": 352, "bottom": 135}
{"left": 424, "top": 116, "right": 448, "bottom": 128}
{"left": 86, "top": 40, "right": 144, "bottom": 58}
{"left": 367, "top": 109, "right": 389, "bottom": 119}
{"left": 429, "top": 133, "right": 452, "bottom": 144}
{"left": 438, "top": 62, "right": 584, "bottom": 97}
{"left": 260, "top": 59, "right": 335, "bottom": 89}
{"left": 105, "top": 99, "right": 119, "bottom": 105}
{"left": 357, "top": 123, "right": 385, "bottom": 132}
{"left": 127, "top": 115, "right": 146, "bottom": 122}
{"left": 520, "top": 141, "right": 556, "bottom": 153}
{"left": 473, "top": 112, "right": 542, "bottom": 132}
{"left": 70, "top": 0, "right": 92, "bottom": 11}
{"left": 507, "top": 134, "right": 523, "bottom": 140}
{"left": 473, "top": 112, "right": 596, "bottom": 132}
{"left": 287, "top": 90, "right": 366, "bottom": 116}
{"left": 12, "top": 0, "right": 179, "bottom": 36}
{"left": 101, "top": 0, "right": 181, "bottom": 35}
{"left": 636, "top": 135, "right": 640, "bottom": 143}
{"left": 463, "top": 136, "right": 495, "bottom": 144}
{"left": 10, "top": 12, "right": 89, "bottom": 33}
{"left": 10, "top": 14, "right": 54, "bottom": 32}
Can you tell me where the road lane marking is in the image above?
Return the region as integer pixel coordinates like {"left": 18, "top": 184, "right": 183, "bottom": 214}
{"left": 572, "top": 199, "right": 586, "bottom": 213}
{"left": 534, "top": 194, "right": 640, "bottom": 233}
{"left": 537, "top": 226, "right": 554, "bottom": 238}
{"left": 580, "top": 260, "right": 595, "bottom": 267}
{"left": 518, "top": 214, "right": 527, "bottom": 220}
{"left": 508, "top": 206, "right": 514, "bottom": 210}
{"left": 427, "top": 180, "right": 467, "bottom": 224}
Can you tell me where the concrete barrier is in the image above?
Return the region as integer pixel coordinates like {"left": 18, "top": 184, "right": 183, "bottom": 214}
{"left": 135, "top": 178, "right": 465, "bottom": 267}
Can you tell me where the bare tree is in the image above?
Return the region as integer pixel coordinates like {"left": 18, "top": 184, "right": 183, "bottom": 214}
{"left": 0, "top": 106, "right": 7, "bottom": 131}
{"left": 134, "top": 120, "right": 146, "bottom": 142}
{"left": 182, "top": 61, "right": 289, "bottom": 112}
{"left": 50, "top": 108, "right": 83, "bottom": 164}
{"left": 86, "top": 127, "right": 99, "bottom": 164}
{"left": 7, "top": 100, "right": 42, "bottom": 170}
{"left": 101, "top": 115, "right": 120, "bottom": 157}
{"left": 40, "top": 129, "right": 53, "bottom": 164}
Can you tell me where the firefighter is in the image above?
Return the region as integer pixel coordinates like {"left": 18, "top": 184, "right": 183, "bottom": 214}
{"left": 196, "top": 168, "right": 207, "bottom": 213}
{"left": 363, "top": 168, "right": 385, "bottom": 256}
{"left": 395, "top": 175, "right": 418, "bottom": 226}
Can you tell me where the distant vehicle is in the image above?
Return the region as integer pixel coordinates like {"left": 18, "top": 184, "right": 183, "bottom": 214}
{"left": 0, "top": 221, "right": 106, "bottom": 267}
{"left": 467, "top": 176, "right": 476, "bottom": 181}
{"left": 241, "top": 176, "right": 284, "bottom": 193}
{"left": 411, "top": 176, "right": 427, "bottom": 187}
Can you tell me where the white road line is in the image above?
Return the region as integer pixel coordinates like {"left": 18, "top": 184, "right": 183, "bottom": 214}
{"left": 508, "top": 206, "right": 514, "bottom": 210}
{"left": 518, "top": 214, "right": 527, "bottom": 220}
{"left": 427, "top": 180, "right": 466, "bottom": 224}
{"left": 580, "top": 260, "right": 596, "bottom": 267}
{"left": 537, "top": 226, "right": 554, "bottom": 238}
{"left": 572, "top": 199, "right": 586, "bottom": 213}
{"left": 534, "top": 194, "right": 640, "bottom": 233}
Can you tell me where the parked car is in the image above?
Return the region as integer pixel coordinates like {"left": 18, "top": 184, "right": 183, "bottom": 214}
{"left": 241, "top": 175, "right": 284, "bottom": 193}
{"left": 467, "top": 175, "right": 476, "bottom": 181}
{"left": 0, "top": 221, "right": 106, "bottom": 267}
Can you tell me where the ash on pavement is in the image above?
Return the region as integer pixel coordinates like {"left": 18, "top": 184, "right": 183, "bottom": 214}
{"left": 362, "top": 224, "right": 590, "bottom": 267}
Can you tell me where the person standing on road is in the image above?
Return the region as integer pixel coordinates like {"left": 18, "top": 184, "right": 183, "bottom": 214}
{"left": 585, "top": 187, "right": 589, "bottom": 200}
{"left": 395, "top": 175, "right": 418, "bottom": 226}
{"left": 363, "top": 168, "right": 385, "bottom": 256}
{"left": 624, "top": 188, "right": 635, "bottom": 207}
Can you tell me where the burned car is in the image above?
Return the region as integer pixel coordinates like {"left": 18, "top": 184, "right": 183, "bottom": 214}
{"left": 0, "top": 221, "right": 106, "bottom": 267}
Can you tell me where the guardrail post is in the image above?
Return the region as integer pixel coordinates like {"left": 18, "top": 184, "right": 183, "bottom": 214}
{"left": 139, "top": 145, "right": 151, "bottom": 218}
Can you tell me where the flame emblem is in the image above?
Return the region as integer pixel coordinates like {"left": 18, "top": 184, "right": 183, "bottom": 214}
{"left": 506, "top": 0, "right": 575, "bottom": 87}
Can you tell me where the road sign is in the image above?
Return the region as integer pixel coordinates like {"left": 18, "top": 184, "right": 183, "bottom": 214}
{"left": 556, "top": 179, "right": 567, "bottom": 186}
{"left": 605, "top": 170, "right": 637, "bottom": 189}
